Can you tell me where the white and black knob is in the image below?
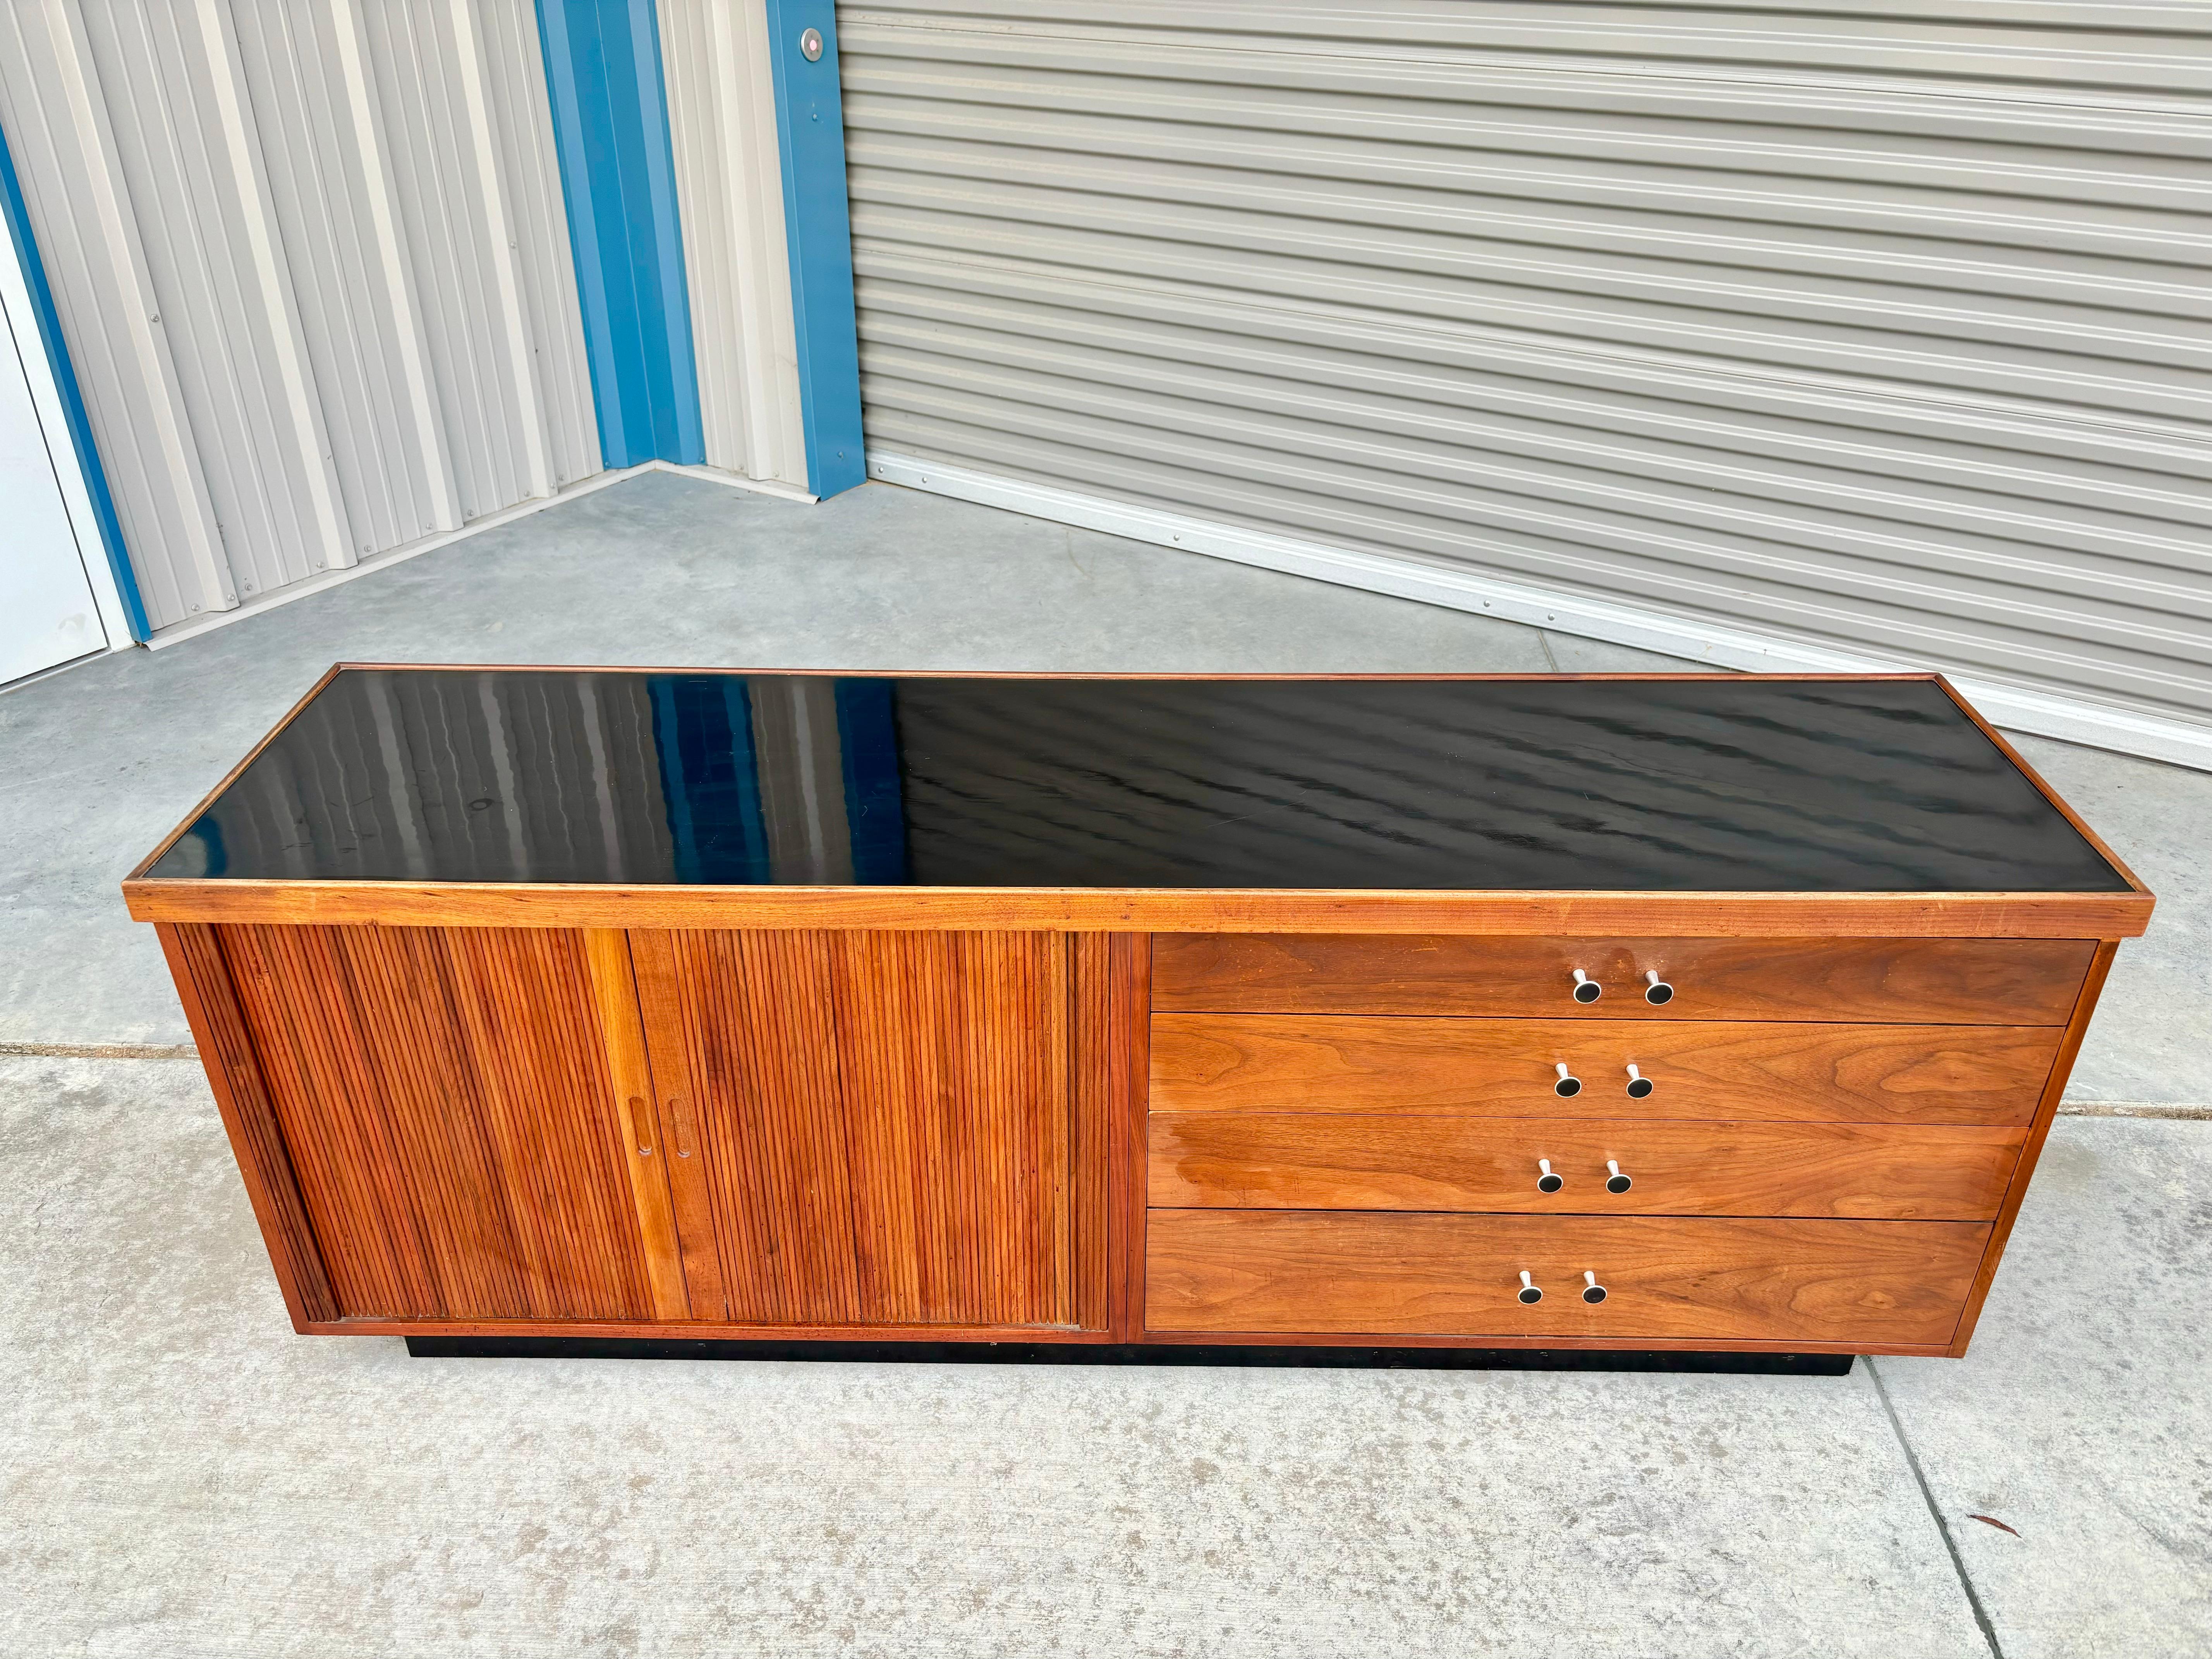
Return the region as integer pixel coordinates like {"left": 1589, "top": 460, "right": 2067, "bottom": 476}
{"left": 1571, "top": 969, "right": 1601, "bottom": 1004}
{"left": 1625, "top": 1063, "right": 1654, "bottom": 1100}
{"left": 1516, "top": 1270, "right": 1543, "bottom": 1305}
{"left": 1553, "top": 1062, "right": 1582, "bottom": 1098}
{"left": 1643, "top": 970, "right": 1674, "bottom": 1005}
{"left": 1582, "top": 1271, "right": 1608, "bottom": 1305}
{"left": 1606, "top": 1159, "right": 1633, "bottom": 1195}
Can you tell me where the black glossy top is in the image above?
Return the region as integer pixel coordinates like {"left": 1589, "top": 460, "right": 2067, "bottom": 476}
{"left": 142, "top": 669, "right": 2128, "bottom": 893}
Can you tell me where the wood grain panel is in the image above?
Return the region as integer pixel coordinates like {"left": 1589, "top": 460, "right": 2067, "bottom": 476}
{"left": 120, "top": 879, "right": 2154, "bottom": 939}
{"left": 1151, "top": 1015, "right": 2061, "bottom": 1126}
{"left": 1152, "top": 934, "right": 2096, "bottom": 1024}
{"left": 634, "top": 929, "right": 1091, "bottom": 1328}
{"left": 1150, "top": 1116, "right": 2023, "bottom": 1220}
{"left": 215, "top": 924, "right": 658, "bottom": 1322}
{"left": 1146, "top": 1210, "right": 1988, "bottom": 1345}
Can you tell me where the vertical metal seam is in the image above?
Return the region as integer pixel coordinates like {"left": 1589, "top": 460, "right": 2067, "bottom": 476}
{"left": 50, "top": 0, "right": 232, "bottom": 618}
{"left": 532, "top": 0, "right": 704, "bottom": 469}
{"left": 450, "top": 0, "right": 556, "bottom": 502}
{"left": 763, "top": 0, "right": 863, "bottom": 497}
{"left": 325, "top": 0, "right": 459, "bottom": 533}
{"left": 192, "top": 0, "right": 355, "bottom": 573}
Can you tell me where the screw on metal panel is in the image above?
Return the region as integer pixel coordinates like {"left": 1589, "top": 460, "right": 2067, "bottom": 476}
{"left": 799, "top": 26, "right": 823, "bottom": 60}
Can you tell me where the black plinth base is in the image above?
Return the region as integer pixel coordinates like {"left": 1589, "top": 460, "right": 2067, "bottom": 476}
{"left": 404, "top": 1335, "right": 1855, "bottom": 1375}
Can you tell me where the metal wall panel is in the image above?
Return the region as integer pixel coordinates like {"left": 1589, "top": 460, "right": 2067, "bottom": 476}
{"left": 840, "top": 2, "right": 2212, "bottom": 734}
{"left": 657, "top": 0, "right": 807, "bottom": 487}
{"left": 0, "top": 0, "right": 600, "bottom": 632}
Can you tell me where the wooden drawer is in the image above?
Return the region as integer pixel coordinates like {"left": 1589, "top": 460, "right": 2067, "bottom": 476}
{"left": 1146, "top": 1210, "right": 1989, "bottom": 1346}
{"left": 1152, "top": 934, "right": 2095, "bottom": 1025}
{"left": 1150, "top": 1115, "right": 2023, "bottom": 1220}
{"left": 1151, "top": 1015, "right": 2061, "bottom": 1126}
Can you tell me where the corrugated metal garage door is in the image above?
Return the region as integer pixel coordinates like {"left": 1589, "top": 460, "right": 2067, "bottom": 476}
{"left": 0, "top": 0, "right": 599, "bottom": 634}
{"left": 841, "top": 2, "right": 2212, "bottom": 745}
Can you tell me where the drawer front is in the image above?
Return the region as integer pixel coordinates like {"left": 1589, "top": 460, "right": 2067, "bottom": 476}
{"left": 1149, "top": 1115, "right": 2023, "bottom": 1220}
{"left": 1152, "top": 934, "right": 2095, "bottom": 1025}
{"left": 1146, "top": 1210, "right": 1988, "bottom": 1345}
{"left": 1151, "top": 1015, "right": 2061, "bottom": 1125}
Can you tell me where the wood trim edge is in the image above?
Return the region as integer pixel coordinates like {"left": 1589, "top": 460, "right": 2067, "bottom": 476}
{"left": 309, "top": 1317, "right": 1116, "bottom": 1342}
{"left": 119, "top": 879, "right": 2155, "bottom": 938}
{"left": 1106, "top": 933, "right": 1152, "bottom": 1341}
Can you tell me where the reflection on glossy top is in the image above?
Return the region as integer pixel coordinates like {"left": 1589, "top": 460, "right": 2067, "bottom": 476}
{"left": 143, "top": 669, "right": 2129, "bottom": 892}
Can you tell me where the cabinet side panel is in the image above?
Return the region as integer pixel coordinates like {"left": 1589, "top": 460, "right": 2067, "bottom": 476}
{"left": 221, "top": 924, "right": 444, "bottom": 1317}
{"left": 1948, "top": 938, "right": 2122, "bottom": 1355}
{"left": 158, "top": 922, "right": 337, "bottom": 1327}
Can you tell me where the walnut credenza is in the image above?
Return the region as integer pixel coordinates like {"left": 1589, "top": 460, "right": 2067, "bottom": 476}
{"left": 125, "top": 667, "right": 2151, "bottom": 1364}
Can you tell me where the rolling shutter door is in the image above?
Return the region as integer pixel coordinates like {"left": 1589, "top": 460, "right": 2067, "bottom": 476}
{"left": 840, "top": 2, "right": 2212, "bottom": 753}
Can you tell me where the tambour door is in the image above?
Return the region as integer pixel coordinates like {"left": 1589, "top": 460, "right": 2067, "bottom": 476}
{"left": 627, "top": 928, "right": 1101, "bottom": 1330}
{"left": 216, "top": 924, "right": 674, "bottom": 1324}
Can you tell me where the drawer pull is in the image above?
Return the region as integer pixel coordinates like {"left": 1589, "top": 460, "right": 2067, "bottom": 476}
{"left": 1582, "top": 1271, "right": 1608, "bottom": 1305}
{"left": 1516, "top": 1270, "right": 1543, "bottom": 1305}
{"left": 1643, "top": 970, "right": 1674, "bottom": 1005}
{"left": 1536, "top": 1158, "right": 1564, "bottom": 1194}
{"left": 1606, "top": 1159, "right": 1633, "bottom": 1195}
{"left": 1571, "top": 969, "right": 1602, "bottom": 1004}
{"left": 1625, "top": 1063, "right": 1654, "bottom": 1099}
{"left": 1552, "top": 1061, "right": 1583, "bottom": 1098}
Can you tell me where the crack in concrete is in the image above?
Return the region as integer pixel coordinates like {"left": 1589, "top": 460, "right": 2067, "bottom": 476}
{"left": 0, "top": 1042, "right": 199, "bottom": 1059}
{"left": 1868, "top": 1357, "right": 2006, "bottom": 1659}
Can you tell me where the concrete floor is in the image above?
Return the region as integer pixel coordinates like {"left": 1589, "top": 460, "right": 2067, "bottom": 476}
{"left": 3, "top": 471, "right": 2208, "bottom": 1654}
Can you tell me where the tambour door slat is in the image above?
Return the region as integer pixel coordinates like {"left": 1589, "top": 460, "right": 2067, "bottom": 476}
{"left": 215, "top": 924, "right": 658, "bottom": 1322}
{"left": 630, "top": 928, "right": 1097, "bottom": 1330}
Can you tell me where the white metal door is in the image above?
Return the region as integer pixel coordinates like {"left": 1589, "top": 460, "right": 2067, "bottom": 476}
{"left": 0, "top": 284, "right": 103, "bottom": 683}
